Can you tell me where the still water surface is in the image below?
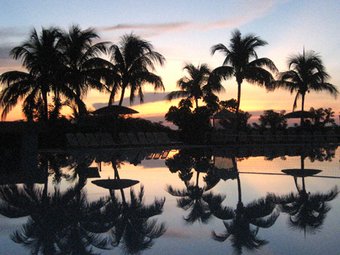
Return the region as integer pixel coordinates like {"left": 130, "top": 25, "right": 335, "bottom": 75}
{"left": 0, "top": 145, "right": 339, "bottom": 255}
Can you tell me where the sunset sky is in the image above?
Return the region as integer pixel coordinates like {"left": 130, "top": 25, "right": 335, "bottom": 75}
{"left": 0, "top": 0, "right": 339, "bottom": 123}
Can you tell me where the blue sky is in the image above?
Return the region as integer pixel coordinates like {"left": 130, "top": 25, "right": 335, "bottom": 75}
{"left": 0, "top": 0, "right": 339, "bottom": 121}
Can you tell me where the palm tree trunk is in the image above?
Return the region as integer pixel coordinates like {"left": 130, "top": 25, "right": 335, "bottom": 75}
{"left": 236, "top": 80, "right": 242, "bottom": 114}
{"left": 113, "top": 163, "right": 127, "bottom": 204}
{"left": 108, "top": 90, "right": 115, "bottom": 106}
{"left": 300, "top": 93, "right": 305, "bottom": 125}
{"left": 42, "top": 157, "right": 49, "bottom": 199}
{"left": 232, "top": 157, "right": 242, "bottom": 203}
{"left": 196, "top": 172, "right": 200, "bottom": 187}
{"left": 195, "top": 97, "right": 199, "bottom": 109}
{"left": 75, "top": 96, "right": 87, "bottom": 118}
{"left": 42, "top": 92, "right": 48, "bottom": 121}
{"left": 118, "top": 86, "right": 126, "bottom": 106}
{"left": 236, "top": 174, "right": 242, "bottom": 203}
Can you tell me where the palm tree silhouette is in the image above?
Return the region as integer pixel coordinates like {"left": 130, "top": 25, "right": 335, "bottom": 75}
{"left": 212, "top": 158, "right": 279, "bottom": 255}
{"left": 166, "top": 63, "right": 224, "bottom": 109}
{"left": 60, "top": 25, "right": 108, "bottom": 117}
{"left": 108, "top": 186, "right": 166, "bottom": 255}
{"left": 0, "top": 179, "right": 111, "bottom": 255}
{"left": 0, "top": 27, "right": 63, "bottom": 121}
{"left": 271, "top": 49, "right": 338, "bottom": 123}
{"left": 166, "top": 149, "right": 225, "bottom": 224}
{"left": 0, "top": 152, "right": 113, "bottom": 255}
{"left": 106, "top": 33, "right": 165, "bottom": 106}
{"left": 275, "top": 156, "right": 338, "bottom": 236}
{"left": 55, "top": 190, "right": 113, "bottom": 254}
{"left": 95, "top": 160, "right": 166, "bottom": 255}
{"left": 211, "top": 29, "right": 277, "bottom": 113}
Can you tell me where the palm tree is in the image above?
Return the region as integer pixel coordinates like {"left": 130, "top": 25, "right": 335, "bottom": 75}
{"left": 95, "top": 160, "right": 166, "bottom": 254}
{"left": 0, "top": 27, "right": 63, "bottom": 121}
{"left": 0, "top": 152, "right": 112, "bottom": 255}
{"left": 108, "top": 186, "right": 166, "bottom": 254}
{"left": 212, "top": 158, "right": 279, "bottom": 255}
{"left": 166, "top": 63, "right": 224, "bottom": 109}
{"left": 274, "top": 157, "right": 338, "bottom": 236}
{"left": 272, "top": 50, "right": 338, "bottom": 114}
{"left": 211, "top": 29, "right": 277, "bottom": 113}
{"left": 276, "top": 187, "right": 338, "bottom": 236}
{"left": 212, "top": 196, "right": 279, "bottom": 255}
{"left": 166, "top": 149, "right": 224, "bottom": 224}
{"left": 106, "top": 33, "right": 165, "bottom": 106}
{"left": 59, "top": 25, "right": 109, "bottom": 117}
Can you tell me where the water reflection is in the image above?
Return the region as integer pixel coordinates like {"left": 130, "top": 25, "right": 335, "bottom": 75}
{"left": 211, "top": 157, "right": 279, "bottom": 255}
{"left": 95, "top": 160, "right": 166, "bottom": 255}
{"left": 274, "top": 153, "right": 338, "bottom": 236}
{"left": 166, "top": 149, "right": 225, "bottom": 224}
{"left": 0, "top": 145, "right": 338, "bottom": 254}
{"left": 0, "top": 180, "right": 111, "bottom": 254}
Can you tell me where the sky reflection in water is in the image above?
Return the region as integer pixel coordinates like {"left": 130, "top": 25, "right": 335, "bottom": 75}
{"left": 0, "top": 145, "right": 339, "bottom": 255}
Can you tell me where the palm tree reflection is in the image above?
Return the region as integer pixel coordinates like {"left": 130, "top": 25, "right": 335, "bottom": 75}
{"left": 94, "top": 159, "right": 166, "bottom": 255}
{"left": 212, "top": 157, "right": 279, "bottom": 255}
{"left": 0, "top": 180, "right": 111, "bottom": 254}
{"left": 275, "top": 154, "right": 338, "bottom": 236}
{"left": 166, "top": 149, "right": 225, "bottom": 224}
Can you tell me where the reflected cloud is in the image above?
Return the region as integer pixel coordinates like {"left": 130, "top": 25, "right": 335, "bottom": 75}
{"left": 163, "top": 228, "right": 192, "bottom": 239}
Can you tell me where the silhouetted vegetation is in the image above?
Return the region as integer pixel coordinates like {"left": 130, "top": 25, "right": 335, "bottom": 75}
{"left": 0, "top": 26, "right": 339, "bottom": 147}
{"left": 211, "top": 29, "right": 278, "bottom": 113}
{"left": 165, "top": 99, "right": 211, "bottom": 143}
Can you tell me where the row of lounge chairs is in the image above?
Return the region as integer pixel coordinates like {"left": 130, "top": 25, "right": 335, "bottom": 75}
{"left": 66, "top": 132, "right": 178, "bottom": 148}
{"left": 210, "top": 130, "right": 339, "bottom": 144}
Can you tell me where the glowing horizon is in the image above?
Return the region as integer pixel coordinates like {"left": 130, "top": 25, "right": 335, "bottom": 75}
{"left": 0, "top": 0, "right": 339, "bottom": 122}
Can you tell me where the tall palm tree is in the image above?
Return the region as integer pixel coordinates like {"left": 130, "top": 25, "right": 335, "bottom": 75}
{"left": 211, "top": 29, "right": 277, "bottom": 113}
{"left": 272, "top": 49, "right": 338, "bottom": 115}
{"left": 59, "top": 25, "right": 109, "bottom": 117}
{"left": 0, "top": 27, "right": 63, "bottom": 121}
{"left": 106, "top": 33, "right": 165, "bottom": 106}
{"left": 166, "top": 63, "right": 224, "bottom": 109}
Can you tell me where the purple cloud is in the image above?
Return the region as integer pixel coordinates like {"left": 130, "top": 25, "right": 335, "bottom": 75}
{"left": 99, "top": 22, "right": 191, "bottom": 37}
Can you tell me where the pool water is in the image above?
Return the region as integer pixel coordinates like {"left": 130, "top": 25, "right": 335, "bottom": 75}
{"left": 0, "top": 145, "right": 339, "bottom": 255}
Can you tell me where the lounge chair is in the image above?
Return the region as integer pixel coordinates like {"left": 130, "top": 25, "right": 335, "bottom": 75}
{"left": 313, "top": 131, "right": 325, "bottom": 143}
{"left": 66, "top": 133, "right": 79, "bottom": 147}
{"left": 238, "top": 131, "right": 248, "bottom": 144}
{"left": 76, "top": 133, "right": 89, "bottom": 147}
{"left": 223, "top": 132, "right": 237, "bottom": 143}
{"left": 101, "top": 133, "right": 116, "bottom": 147}
{"left": 85, "top": 133, "right": 99, "bottom": 147}
{"left": 211, "top": 132, "right": 222, "bottom": 144}
{"left": 161, "top": 150, "right": 170, "bottom": 159}
{"left": 250, "top": 131, "right": 262, "bottom": 144}
{"left": 152, "top": 152, "right": 162, "bottom": 159}
{"left": 263, "top": 130, "right": 275, "bottom": 144}
{"left": 145, "top": 132, "right": 157, "bottom": 145}
{"left": 137, "top": 132, "right": 149, "bottom": 145}
{"left": 118, "top": 133, "right": 130, "bottom": 145}
{"left": 275, "top": 131, "right": 284, "bottom": 143}
{"left": 127, "top": 133, "right": 141, "bottom": 145}
{"left": 287, "top": 130, "right": 297, "bottom": 143}
{"left": 326, "top": 130, "right": 337, "bottom": 143}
